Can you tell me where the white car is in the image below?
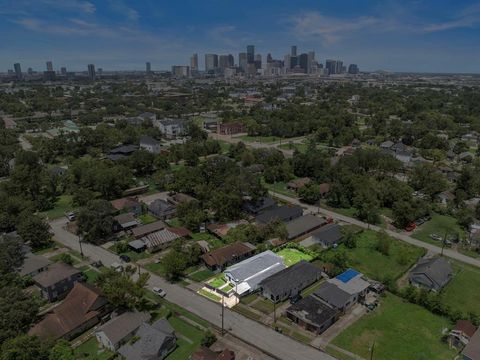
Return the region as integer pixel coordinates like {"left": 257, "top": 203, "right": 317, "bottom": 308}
{"left": 152, "top": 287, "right": 167, "bottom": 298}
{"left": 66, "top": 212, "right": 76, "bottom": 221}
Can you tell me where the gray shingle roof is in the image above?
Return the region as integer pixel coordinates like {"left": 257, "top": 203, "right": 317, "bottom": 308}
{"left": 409, "top": 257, "right": 453, "bottom": 291}
{"left": 285, "top": 215, "right": 327, "bottom": 240}
{"left": 286, "top": 295, "right": 337, "bottom": 328}
{"left": 314, "top": 282, "right": 352, "bottom": 309}
{"left": 310, "top": 223, "right": 343, "bottom": 247}
{"left": 96, "top": 312, "right": 151, "bottom": 347}
{"left": 18, "top": 252, "right": 51, "bottom": 277}
{"left": 33, "top": 262, "right": 81, "bottom": 288}
{"left": 255, "top": 205, "right": 303, "bottom": 224}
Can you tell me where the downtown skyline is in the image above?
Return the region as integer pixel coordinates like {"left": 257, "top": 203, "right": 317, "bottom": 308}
{"left": 1, "top": 0, "right": 480, "bottom": 73}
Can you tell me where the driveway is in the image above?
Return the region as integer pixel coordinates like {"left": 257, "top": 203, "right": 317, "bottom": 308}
{"left": 49, "top": 218, "right": 336, "bottom": 360}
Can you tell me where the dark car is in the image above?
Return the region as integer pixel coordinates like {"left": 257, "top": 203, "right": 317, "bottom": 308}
{"left": 290, "top": 294, "right": 302, "bottom": 304}
{"left": 119, "top": 254, "right": 131, "bottom": 263}
{"left": 91, "top": 260, "right": 103, "bottom": 268}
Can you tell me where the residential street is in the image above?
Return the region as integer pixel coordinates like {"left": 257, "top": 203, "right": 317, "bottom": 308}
{"left": 49, "top": 218, "right": 336, "bottom": 360}
{"left": 270, "top": 191, "right": 480, "bottom": 269}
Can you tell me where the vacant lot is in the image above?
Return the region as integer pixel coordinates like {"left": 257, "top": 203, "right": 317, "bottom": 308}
{"left": 412, "top": 214, "right": 466, "bottom": 246}
{"left": 332, "top": 293, "right": 456, "bottom": 360}
{"left": 41, "top": 195, "right": 74, "bottom": 220}
{"left": 276, "top": 248, "right": 313, "bottom": 267}
{"left": 440, "top": 260, "right": 480, "bottom": 317}
{"left": 74, "top": 337, "right": 113, "bottom": 360}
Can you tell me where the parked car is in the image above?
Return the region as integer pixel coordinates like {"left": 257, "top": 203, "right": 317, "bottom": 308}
{"left": 430, "top": 233, "right": 443, "bottom": 241}
{"left": 290, "top": 294, "right": 302, "bottom": 304}
{"left": 91, "top": 260, "right": 103, "bottom": 268}
{"left": 405, "top": 223, "right": 416, "bottom": 232}
{"left": 119, "top": 254, "right": 131, "bottom": 263}
{"left": 111, "top": 262, "right": 123, "bottom": 272}
{"left": 414, "top": 218, "right": 425, "bottom": 226}
{"left": 152, "top": 287, "right": 167, "bottom": 298}
{"left": 66, "top": 212, "right": 76, "bottom": 221}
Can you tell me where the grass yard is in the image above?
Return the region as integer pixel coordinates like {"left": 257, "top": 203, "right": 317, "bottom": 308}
{"left": 412, "top": 214, "right": 466, "bottom": 246}
{"left": 332, "top": 293, "right": 456, "bottom": 360}
{"left": 207, "top": 274, "right": 227, "bottom": 288}
{"left": 262, "top": 179, "right": 297, "bottom": 197}
{"left": 440, "top": 260, "right": 480, "bottom": 317}
{"left": 73, "top": 337, "right": 113, "bottom": 360}
{"left": 167, "top": 218, "right": 183, "bottom": 228}
{"left": 41, "top": 195, "right": 74, "bottom": 220}
{"left": 83, "top": 268, "right": 100, "bottom": 284}
{"left": 188, "top": 268, "right": 215, "bottom": 282}
{"left": 300, "top": 280, "right": 324, "bottom": 297}
{"left": 165, "top": 317, "right": 203, "bottom": 360}
{"left": 240, "top": 293, "right": 257, "bottom": 305}
{"left": 237, "top": 135, "right": 281, "bottom": 143}
{"left": 251, "top": 297, "right": 275, "bottom": 314}
{"left": 189, "top": 232, "right": 224, "bottom": 249}
{"left": 276, "top": 248, "right": 313, "bottom": 267}
{"left": 198, "top": 289, "right": 222, "bottom": 302}
{"left": 326, "top": 230, "right": 424, "bottom": 281}
{"left": 233, "top": 304, "right": 263, "bottom": 321}
{"left": 50, "top": 252, "right": 81, "bottom": 265}
{"left": 145, "top": 262, "right": 167, "bottom": 277}
{"left": 138, "top": 213, "right": 157, "bottom": 224}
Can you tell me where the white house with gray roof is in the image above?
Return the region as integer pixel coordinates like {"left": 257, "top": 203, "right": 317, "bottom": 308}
{"left": 155, "top": 118, "right": 187, "bottom": 138}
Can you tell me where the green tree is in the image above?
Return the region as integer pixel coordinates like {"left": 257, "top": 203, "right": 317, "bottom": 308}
{"left": 16, "top": 214, "right": 52, "bottom": 250}
{"left": 176, "top": 201, "right": 206, "bottom": 231}
{"left": 376, "top": 231, "right": 391, "bottom": 256}
{"left": 49, "top": 340, "right": 74, "bottom": 360}
{"left": 0, "top": 335, "right": 50, "bottom": 360}
{"left": 201, "top": 330, "right": 217, "bottom": 347}
{"left": 298, "top": 183, "right": 321, "bottom": 204}
{"left": 77, "top": 200, "right": 114, "bottom": 244}
{"left": 0, "top": 235, "right": 25, "bottom": 274}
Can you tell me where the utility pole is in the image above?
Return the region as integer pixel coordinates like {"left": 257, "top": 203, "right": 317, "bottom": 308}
{"left": 370, "top": 340, "right": 375, "bottom": 360}
{"left": 441, "top": 229, "right": 449, "bottom": 257}
{"left": 221, "top": 295, "right": 225, "bottom": 336}
{"left": 273, "top": 300, "right": 277, "bottom": 324}
{"left": 79, "top": 234, "right": 84, "bottom": 258}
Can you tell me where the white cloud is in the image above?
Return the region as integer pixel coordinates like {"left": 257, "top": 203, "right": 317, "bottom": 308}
{"left": 40, "top": 0, "right": 96, "bottom": 14}
{"left": 107, "top": 1, "right": 140, "bottom": 21}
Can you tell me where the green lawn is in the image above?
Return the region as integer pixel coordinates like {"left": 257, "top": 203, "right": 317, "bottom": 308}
{"left": 262, "top": 179, "right": 296, "bottom": 197}
{"left": 233, "top": 304, "right": 263, "bottom": 320}
{"left": 325, "top": 230, "right": 424, "bottom": 281}
{"left": 198, "top": 289, "right": 222, "bottom": 302}
{"left": 73, "top": 337, "right": 113, "bottom": 360}
{"left": 189, "top": 232, "right": 224, "bottom": 249}
{"left": 278, "top": 143, "right": 309, "bottom": 154}
{"left": 165, "top": 318, "right": 203, "bottom": 360}
{"left": 167, "top": 218, "right": 183, "bottom": 228}
{"left": 412, "top": 214, "right": 466, "bottom": 246}
{"left": 138, "top": 213, "right": 157, "bottom": 224}
{"left": 276, "top": 248, "right": 313, "bottom": 267}
{"left": 332, "top": 293, "right": 456, "bottom": 360}
{"left": 440, "top": 260, "right": 480, "bottom": 317}
{"left": 83, "top": 268, "right": 101, "bottom": 284}
{"left": 251, "top": 297, "right": 275, "bottom": 314}
{"left": 41, "top": 195, "right": 74, "bottom": 220}
{"left": 188, "top": 268, "right": 215, "bottom": 282}
{"left": 50, "top": 252, "right": 81, "bottom": 265}
{"left": 208, "top": 274, "right": 227, "bottom": 288}
{"left": 145, "top": 262, "right": 167, "bottom": 277}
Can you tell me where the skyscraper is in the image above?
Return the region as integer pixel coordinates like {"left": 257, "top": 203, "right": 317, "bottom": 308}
{"left": 254, "top": 54, "right": 262, "bottom": 69}
{"left": 325, "top": 59, "right": 336, "bottom": 75}
{"left": 87, "top": 64, "right": 96, "bottom": 80}
{"left": 146, "top": 62, "right": 151, "bottom": 74}
{"left": 307, "top": 51, "right": 315, "bottom": 73}
{"left": 291, "top": 46, "right": 297, "bottom": 57}
{"left": 46, "top": 61, "right": 53, "bottom": 72}
{"left": 247, "top": 45, "right": 255, "bottom": 64}
{"left": 227, "top": 54, "right": 234, "bottom": 67}
{"left": 348, "top": 64, "right": 359, "bottom": 74}
{"left": 239, "top": 52, "right": 247, "bottom": 72}
{"left": 336, "top": 60, "right": 344, "bottom": 74}
{"left": 205, "top": 54, "right": 218, "bottom": 71}
{"left": 299, "top": 53, "right": 308, "bottom": 73}
{"left": 14, "top": 63, "right": 22, "bottom": 80}
{"left": 60, "top": 67, "right": 67, "bottom": 75}
{"left": 219, "top": 55, "right": 230, "bottom": 70}
{"left": 190, "top": 53, "right": 198, "bottom": 71}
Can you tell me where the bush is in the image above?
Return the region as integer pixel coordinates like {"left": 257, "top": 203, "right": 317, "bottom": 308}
{"left": 375, "top": 231, "right": 390, "bottom": 256}
{"left": 201, "top": 330, "right": 217, "bottom": 348}
{"left": 59, "top": 253, "right": 73, "bottom": 265}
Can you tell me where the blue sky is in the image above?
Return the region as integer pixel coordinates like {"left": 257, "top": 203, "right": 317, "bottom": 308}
{"left": 1, "top": 0, "right": 480, "bottom": 73}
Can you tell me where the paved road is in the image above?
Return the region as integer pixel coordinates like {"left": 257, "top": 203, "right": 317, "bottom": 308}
{"left": 270, "top": 191, "right": 480, "bottom": 269}
{"left": 49, "top": 218, "right": 336, "bottom": 360}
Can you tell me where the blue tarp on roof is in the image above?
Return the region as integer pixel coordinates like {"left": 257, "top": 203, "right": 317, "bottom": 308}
{"left": 336, "top": 268, "right": 359, "bottom": 283}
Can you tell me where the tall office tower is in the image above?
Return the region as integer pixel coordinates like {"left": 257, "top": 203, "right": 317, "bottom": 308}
{"left": 14, "top": 63, "right": 22, "bottom": 80}
{"left": 239, "top": 52, "right": 247, "bottom": 72}
{"left": 190, "top": 53, "right": 198, "bottom": 71}
{"left": 146, "top": 62, "right": 151, "bottom": 74}
{"left": 27, "top": 67, "right": 33, "bottom": 75}
{"left": 87, "top": 64, "right": 96, "bottom": 80}
{"left": 267, "top": 53, "right": 273, "bottom": 63}
{"left": 204, "top": 54, "right": 218, "bottom": 71}
{"left": 171, "top": 66, "right": 190, "bottom": 77}
{"left": 97, "top": 68, "right": 103, "bottom": 74}
{"left": 247, "top": 45, "right": 255, "bottom": 64}
{"left": 284, "top": 54, "right": 291, "bottom": 70}
{"left": 227, "top": 54, "right": 234, "bottom": 67}
{"left": 60, "top": 67, "right": 67, "bottom": 75}
{"left": 219, "top": 55, "right": 230, "bottom": 70}
{"left": 291, "top": 45, "right": 297, "bottom": 57}
{"left": 325, "top": 59, "right": 336, "bottom": 74}
{"left": 336, "top": 60, "right": 344, "bottom": 74}
{"left": 254, "top": 54, "right": 262, "bottom": 69}
{"left": 307, "top": 51, "right": 315, "bottom": 73}
{"left": 299, "top": 53, "right": 308, "bottom": 73}
{"left": 46, "top": 61, "right": 53, "bottom": 72}
{"left": 348, "top": 64, "right": 359, "bottom": 74}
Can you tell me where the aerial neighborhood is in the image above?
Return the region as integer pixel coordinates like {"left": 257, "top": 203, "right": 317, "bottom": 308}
{"left": 1, "top": 45, "right": 480, "bottom": 360}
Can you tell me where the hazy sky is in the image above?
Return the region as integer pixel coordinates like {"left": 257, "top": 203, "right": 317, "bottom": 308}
{"left": 1, "top": 0, "right": 480, "bottom": 73}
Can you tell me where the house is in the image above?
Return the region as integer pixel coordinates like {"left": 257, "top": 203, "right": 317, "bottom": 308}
{"left": 148, "top": 199, "right": 176, "bottom": 220}
{"left": 217, "top": 122, "right": 246, "bottom": 135}
{"left": 95, "top": 311, "right": 151, "bottom": 351}
{"left": 190, "top": 348, "right": 235, "bottom": 360}
{"left": 142, "top": 227, "right": 191, "bottom": 252}
{"left": 107, "top": 144, "right": 138, "bottom": 161}
{"left": 448, "top": 320, "right": 477, "bottom": 349}
{"left": 201, "top": 242, "right": 256, "bottom": 272}
{"left": 111, "top": 197, "right": 142, "bottom": 216}
{"left": 17, "top": 251, "right": 51, "bottom": 277}
{"left": 167, "top": 192, "right": 196, "bottom": 206}
{"left": 206, "top": 220, "right": 248, "bottom": 238}
{"left": 132, "top": 220, "right": 167, "bottom": 239}
{"left": 286, "top": 295, "right": 338, "bottom": 335}
{"left": 463, "top": 328, "right": 480, "bottom": 360}
{"left": 140, "top": 136, "right": 162, "bottom": 154}
{"left": 459, "top": 152, "right": 474, "bottom": 163}
{"left": 156, "top": 118, "right": 187, "bottom": 138}
{"left": 436, "top": 191, "right": 456, "bottom": 206}
{"left": 300, "top": 223, "right": 343, "bottom": 248}
{"left": 285, "top": 215, "right": 327, "bottom": 240}
{"left": 29, "top": 283, "right": 108, "bottom": 340}
{"left": 314, "top": 268, "right": 370, "bottom": 313}
{"left": 128, "top": 239, "right": 147, "bottom": 252}
{"left": 113, "top": 212, "right": 140, "bottom": 232}
{"left": 255, "top": 205, "right": 303, "bottom": 225}
{"left": 118, "top": 319, "right": 176, "bottom": 360}
{"left": 260, "top": 260, "right": 322, "bottom": 303}
{"left": 33, "top": 262, "right": 84, "bottom": 302}
{"left": 224, "top": 250, "right": 286, "bottom": 296}
{"left": 138, "top": 112, "right": 157, "bottom": 122}
{"left": 409, "top": 257, "right": 453, "bottom": 292}
{"left": 243, "top": 197, "right": 276, "bottom": 215}
{"left": 287, "top": 178, "right": 311, "bottom": 191}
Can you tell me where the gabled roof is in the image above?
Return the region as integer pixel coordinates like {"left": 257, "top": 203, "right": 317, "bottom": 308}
{"left": 132, "top": 220, "right": 167, "bottom": 238}
{"left": 191, "top": 347, "right": 235, "bottom": 360}
{"left": 311, "top": 223, "right": 343, "bottom": 246}
{"left": 409, "top": 257, "right": 453, "bottom": 290}
{"left": 463, "top": 328, "right": 480, "bottom": 360}
{"left": 255, "top": 205, "right": 303, "bottom": 224}
{"left": 314, "top": 282, "right": 352, "bottom": 309}
{"left": 454, "top": 320, "right": 477, "bottom": 338}
{"left": 113, "top": 212, "right": 139, "bottom": 228}
{"left": 18, "top": 252, "right": 51, "bottom": 277}
{"left": 243, "top": 197, "right": 276, "bottom": 214}
{"left": 29, "top": 283, "right": 107, "bottom": 340}
{"left": 285, "top": 215, "right": 327, "bottom": 240}
{"left": 139, "top": 135, "right": 160, "bottom": 146}
{"left": 33, "top": 262, "right": 81, "bottom": 288}
{"left": 286, "top": 295, "right": 337, "bottom": 328}
{"left": 96, "top": 312, "right": 151, "bottom": 346}
{"left": 148, "top": 199, "right": 176, "bottom": 213}
{"left": 111, "top": 197, "right": 140, "bottom": 211}
{"left": 201, "top": 242, "right": 256, "bottom": 268}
